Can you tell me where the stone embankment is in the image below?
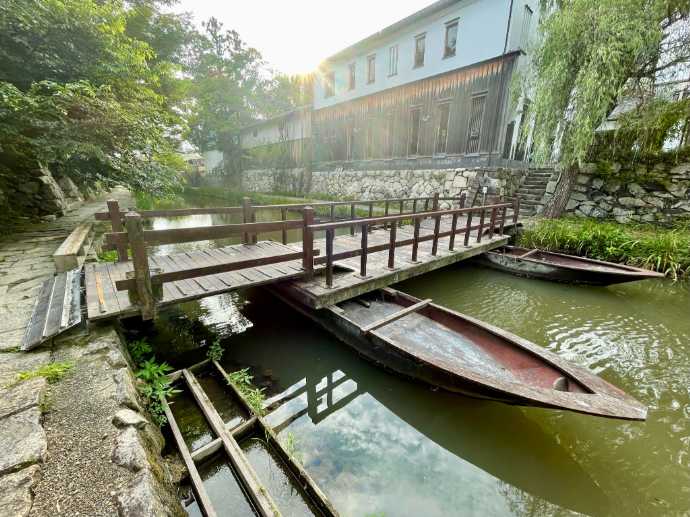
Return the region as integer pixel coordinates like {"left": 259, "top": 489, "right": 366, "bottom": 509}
{"left": 0, "top": 189, "right": 183, "bottom": 516}
{"left": 239, "top": 166, "right": 534, "bottom": 206}
{"left": 552, "top": 161, "right": 690, "bottom": 223}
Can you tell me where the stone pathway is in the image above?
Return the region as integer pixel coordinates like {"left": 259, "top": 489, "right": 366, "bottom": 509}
{"left": 0, "top": 189, "right": 184, "bottom": 516}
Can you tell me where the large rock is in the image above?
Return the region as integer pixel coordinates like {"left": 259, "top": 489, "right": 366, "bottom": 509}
{"left": 619, "top": 197, "right": 647, "bottom": 208}
{"left": 0, "top": 465, "right": 41, "bottom": 517}
{"left": 115, "top": 469, "right": 186, "bottom": 517}
{"left": 612, "top": 207, "right": 634, "bottom": 224}
{"left": 113, "top": 408, "right": 148, "bottom": 429}
{"left": 112, "top": 427, "right": 148, "bottom": 473}
{"left": 56, "top": 176, "right": 83, "bottom": 203}
{"left": 0, "top": 407, "right": 46, "bottom": 475}
{"left": 0, "top": 377, "right": 46, "bottom": 419}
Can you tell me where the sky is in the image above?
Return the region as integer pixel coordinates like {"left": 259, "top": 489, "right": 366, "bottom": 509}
{"left": 172, "top": 0, "right": 432, "bottom": 75}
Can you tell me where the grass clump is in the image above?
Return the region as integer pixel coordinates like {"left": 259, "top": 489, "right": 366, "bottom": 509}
{"left": 206, "top": 340, "right": 224, "bottom": 362}
{"left": 15, "top": 361, "right": 74, "bottom": 384}
{"left": 225, "top": 367, "right": 266, "bottom": 416}
{"left": 127, "top": 337, "right": 179, "bottom": 426}
{"left": 519, "top": 218, "right": 690, "bottom": 279}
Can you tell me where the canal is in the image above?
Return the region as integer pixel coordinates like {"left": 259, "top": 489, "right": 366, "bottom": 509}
{"left": 122, "top": 193, "right": 690, "bottom": 516}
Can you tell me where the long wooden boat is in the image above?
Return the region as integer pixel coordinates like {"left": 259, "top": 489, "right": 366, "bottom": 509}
{"left": 477, "top": 246, "right": 665, "bottom": 285}
{"left": 271, "top": 285, "right": 647, "bottom": 421}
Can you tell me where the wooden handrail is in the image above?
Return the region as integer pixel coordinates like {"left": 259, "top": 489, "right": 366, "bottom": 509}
{"left": 306, "top": 202, "right": 513, "bottom": 232}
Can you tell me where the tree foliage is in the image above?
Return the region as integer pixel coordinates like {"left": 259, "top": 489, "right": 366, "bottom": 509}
{"left": 527, "top": 0, "right": 690, "bottom": 166}
{"left": 0, "top": 0, "right": 187, "bottom": 197}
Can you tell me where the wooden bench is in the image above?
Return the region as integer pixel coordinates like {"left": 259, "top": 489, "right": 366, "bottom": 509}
{"left": 53, "top": 223, "right": 94, "bottom": 273}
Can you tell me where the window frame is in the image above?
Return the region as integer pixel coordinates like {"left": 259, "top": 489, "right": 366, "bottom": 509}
{"left": 324, "top": 71, "right": 335, "bottom": 98}
{"left": 434, "top": 102, "right": 451, "bottom": 155}
{"left": 367, "top": 54, "right": 376, "bottom": 84}
{"left": 443, "top": 19, "right": 459, "bottom": 59}
{"left": 408, "top": 106, "right": 422, "bottom": 156}
{"left": 388, "top": 45, "right": 399, "bottom": 77}
{"left": 413, "top": 33, "right": 426, "bottom": 69}
{"left": 348, "top": 63, "right": 356, "bottom": 91}
{"left": 465, "top": 92, "right": 487, "bottom": 155}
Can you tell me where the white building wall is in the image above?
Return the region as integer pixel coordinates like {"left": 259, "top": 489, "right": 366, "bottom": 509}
{"left": 240, "top": 111, "right": 311, "bottom": 149}
{"left": 313, "top": 0, "right": 533, "bottom": 110}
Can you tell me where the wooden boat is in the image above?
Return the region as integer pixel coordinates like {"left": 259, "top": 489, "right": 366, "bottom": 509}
{"left": 477, "top": 246, "right": 665, "bottom": 285}
{"left": 271, "top": 285, "right": 647, "bottom": 421}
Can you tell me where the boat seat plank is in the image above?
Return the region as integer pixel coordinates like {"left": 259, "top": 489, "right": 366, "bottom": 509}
{"left": 361, "top": 298, "right": 432, "bottom": 334}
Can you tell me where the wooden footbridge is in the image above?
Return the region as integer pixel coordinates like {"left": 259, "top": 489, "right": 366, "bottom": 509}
{"left": 84, "top": 193, "right": 519, "bottom": 321}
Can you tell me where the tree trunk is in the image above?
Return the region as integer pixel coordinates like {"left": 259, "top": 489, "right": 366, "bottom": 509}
{"left": 542, "top": 164, "right": 577, "bottom": 218}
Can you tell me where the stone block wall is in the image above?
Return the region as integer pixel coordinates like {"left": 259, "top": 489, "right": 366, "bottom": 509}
{"left": 240, "top": 166, "right": 532, "bottom": 207}
{"left": 563, "top": 161, "right": 690, "bottom": 223}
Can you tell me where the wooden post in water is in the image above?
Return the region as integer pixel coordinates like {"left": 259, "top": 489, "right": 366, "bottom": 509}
{"left": 107, "top": 200, "right": 128, "bottom": 262}
{"left": 360, "top": 224, "right": 368, "bottom": 277}
{"left": 125, "top": 212, "right": 155, "bottom": 320}
{"left": 325, "top": 228, "right": 334, "bottom": 288}
{"left": 388, "top": 224, "right": 397, "bottom": 269}
{"left": 302, "top": 206, "right": 314, "bottom": 279}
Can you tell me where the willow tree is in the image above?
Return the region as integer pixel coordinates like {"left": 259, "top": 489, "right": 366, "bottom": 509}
{"left": 526, "top": 0, "right": 690, "bottom": 216}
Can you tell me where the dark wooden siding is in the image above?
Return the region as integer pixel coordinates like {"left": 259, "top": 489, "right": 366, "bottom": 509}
{"left": 312, "top": 54, "right": 516, "bottom": 166}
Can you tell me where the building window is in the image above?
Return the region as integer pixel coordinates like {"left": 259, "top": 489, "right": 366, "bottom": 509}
{"left": 367, "top": 55, "right": 376, "bottom": 84}
{"left": 388, "top": 45, "right": 398, "bottom": 76}
{"left": 414, "top": 34, "right": 425, "bottom": 68}
{"left": 444, "top": 20, "right": 458, "bottom": 58}
{"left": 521, "top": 5, "right": 533, "bottom": 48}
{"left": 408, "top": 107, "right": 422, "bottom": 155}
{"left": 466, "top": 94, "right": 486, "bottom": 154}
{"left": 435, "top": 103, "right": 451, "bottom": 154}
{"left": 324, "top": 71, "right": 335, "bottom": 98}
{"left": 348, "top": 63, "right": 356, "bottom": 91}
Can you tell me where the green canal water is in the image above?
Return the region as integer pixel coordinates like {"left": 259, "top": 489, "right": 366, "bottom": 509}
{"left": 123, "top": 194, "right": 690, "bottom": 516}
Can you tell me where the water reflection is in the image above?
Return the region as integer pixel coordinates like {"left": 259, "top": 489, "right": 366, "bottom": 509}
{"left": 220, "top": 292, "right": 607, "bottom": 516}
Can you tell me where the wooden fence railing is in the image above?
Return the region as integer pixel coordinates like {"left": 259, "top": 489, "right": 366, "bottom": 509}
{"left": 96, "top": 192, "right": 518, "bottom": 318}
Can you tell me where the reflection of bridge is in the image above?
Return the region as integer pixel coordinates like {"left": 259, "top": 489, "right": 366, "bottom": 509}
{"left": 85, "top": 193, "right": 518, "bottom": 320}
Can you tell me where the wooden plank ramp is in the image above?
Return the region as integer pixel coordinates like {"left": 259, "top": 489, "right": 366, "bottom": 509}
{"left": 21, "top": 268, "right": 82, "bottom": 351}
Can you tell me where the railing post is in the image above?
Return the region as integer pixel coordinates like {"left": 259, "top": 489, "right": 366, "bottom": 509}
{"left": 464, "top": 210, "right": 473, "bottom": 247}
{"left": 325, "top": 228, "right": 334, "bottom": 288}
{"left": 499, "top": 205, "right": 507, "bottom": 235}
{"left": 411, "top": 217, "right": 421, "bottom": 262}
{"left": 125, "top": 212, "right": 155, "bottom": 320}
{"left": 107, "top": 199, "right": 128, "bottom": 262}
{"left": 387, "top": 224, "right": 397, "bottom": 269}
{"left": 459, "top": 191, "right": 467, "bottom": 209}
{"left": 399, "top": 200, "right": 404, "bottom": 227}
{"left": 449, "top": 212, "right": 458, "bottom": 251}
{"left": 431, "top": 193, "right": 440, "bottom": 256}
{"left": 360, "top": 223, "right": 368, "bottom": 277}
{"left": 368, "top": 202, "right": 373, "bottom": 232}
{"left": 330, "top": 204, "right": 335, "bottom": 222}
{"left": 513, "top": 196, "right": 520, "bottom": 224}
{"left": 384, "top": 200, "right": 390, "bottom": 230}
{"left": 242, "top": 197, "right": 252, "bottom": 244}
{"left": 302, "top": 206, "right": 314, "bottom": 279}
{"left": 489, "top": 207, "right": 498, "bottom": 239}
{"left": 477, "top": 208, "right": 486, "bottom": 243}
{"left": 350, "top": 203, "right": 356, "bottom": 236}
{"left": 281, "top": 208, "right": 288, "bottom": 245}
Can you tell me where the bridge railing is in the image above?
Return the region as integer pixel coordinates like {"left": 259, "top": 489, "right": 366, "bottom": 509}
{"left": 95, "top": 192, "right": 517, "bottom": 318}
{"left": 306, "top": 198, "right": 519, "bottom": 288}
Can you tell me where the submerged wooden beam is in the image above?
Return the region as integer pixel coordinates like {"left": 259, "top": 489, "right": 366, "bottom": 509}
{"left": 161, "top": 397, "right": 217, "bottom": 517}
{"left": 360, "top": 299, "right": 432, "bottom": 334}
{"left": 182, "top": 369, "right": 281, "bottom": 517}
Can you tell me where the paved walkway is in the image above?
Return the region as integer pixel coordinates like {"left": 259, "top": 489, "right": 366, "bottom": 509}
{"left": 0, "top": 189, "right": 184, "bottom": 516}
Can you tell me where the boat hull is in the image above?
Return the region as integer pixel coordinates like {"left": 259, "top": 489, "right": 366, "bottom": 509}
{"left": 477, "top": 247, "right": 664, "bottom": 285}
{"left": 269, "top": 285, "right": 647, "bottom": 420}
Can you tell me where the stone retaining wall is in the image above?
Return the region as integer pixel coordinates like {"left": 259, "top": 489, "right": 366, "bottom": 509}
{"left": 563, "top": 161, "right": 690, "bottom": 223}
{"left": 239, "top": 166, "right": 532, "bottom": 205}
